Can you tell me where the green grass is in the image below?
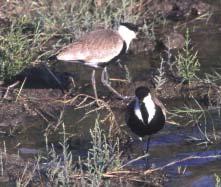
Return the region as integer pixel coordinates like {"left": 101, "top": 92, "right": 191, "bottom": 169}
{"left": 170, "top": 97, "right": 219, "bottom": 144}
{"left": 46, "top": 122, "right": 73, "bottom": 186}
{"left": 0, "top": 17, "right": 43, "bottom": 82}
{"left": 154, "top": 57, "right": 167, "bottom": 90}
{"left": 215, "top": 173, "right": 221, "bottom": 187}
{"left": 176, "top": 29, "right": 200, "bottom": 82}
{"left": 83, "top": 117, "right": 121, "bottom": 186}
{"left": 44, "top": 117, "right": 122, "bottom": 186}
{"left": 16, "top": 157, "right": 41, "bottom": 187}
{"left": 15, "top": 0, "right": 139, "bottom": 43}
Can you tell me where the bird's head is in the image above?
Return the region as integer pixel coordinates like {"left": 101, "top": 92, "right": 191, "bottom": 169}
{"left": 118, "top": 22, "right": 139, "bottom": 49}
{"left": 135, "top": 86, "right": 150, "bottom": 101}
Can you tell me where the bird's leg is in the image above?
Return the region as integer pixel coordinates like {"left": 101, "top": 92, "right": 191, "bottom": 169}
{"left": 91, "top": 69, "right": 99, "bottom": 104}
{"left": 101, "top": 66, "right": 110, "bottom": 85}
{"left": 145, "top": 136, "right": 151, "bottom": 154}
{"left": 144, "top": 136, "right": 151, "bottom": 168}
{"left": 101, "top": 67, "right": 128, "bottom": 100}
{"left": 116, "top": 60, "right": 124, "bottom": 69}
{"left": 3, "top": 81, "right": 20, "bottom": 99}
{"left": 43, "top": 64, "right": 65, "bottom": 92}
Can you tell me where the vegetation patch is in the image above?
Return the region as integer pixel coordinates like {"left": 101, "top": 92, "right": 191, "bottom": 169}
{"left": 175, "top": 29, "right": 200, "bottom": 82}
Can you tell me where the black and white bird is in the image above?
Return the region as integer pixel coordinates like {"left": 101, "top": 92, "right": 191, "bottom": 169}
{"left": 56, "top": 23, "right": 138, "bottom": 100}
{"left": 126, "top": 86, "right": 166, "bottom": 153}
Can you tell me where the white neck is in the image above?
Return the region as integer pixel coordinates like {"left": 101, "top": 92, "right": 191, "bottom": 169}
{"left": 134, "top": 98, "right": 143, "bottom": 122}
{"left": 118, "top": 25, "right": 136, "bottom": 51}
{"left": 134, "top": 94, "right": 156, "bottom": 124}
{"left": 143, "top": 94, "right": 156, "bottom": 123}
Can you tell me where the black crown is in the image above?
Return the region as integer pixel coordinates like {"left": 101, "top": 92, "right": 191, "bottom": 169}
{"left": 120, "top": 22, "right": 139, "bottom": 33}
{"left": 135, "top": 86, "right": 150, "bottom": 100}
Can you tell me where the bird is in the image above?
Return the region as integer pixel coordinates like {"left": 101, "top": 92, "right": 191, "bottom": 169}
{"left": 125, "top": 86, "right": 166, "bottom": 154}
{"left": 56, "top": 22, "right": 138, "bottom": 101}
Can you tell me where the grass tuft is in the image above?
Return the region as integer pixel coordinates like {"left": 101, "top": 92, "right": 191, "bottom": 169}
{"left": 215, "top": 173, "right": 221, "bottom": 187}
{"left": 175, "top": 29, "right": 200, "bottom": 82}
{"left": 0, "top": 17, "right": 42, "bottom": 82}
{"left": 84, "top": 117, "right": 121, "bottom": 186}
{"left": 44, "top": 115, "right": 122, "bottom": 186}
{"left": 46, "top": 123, "right": 73, "bottom": 186}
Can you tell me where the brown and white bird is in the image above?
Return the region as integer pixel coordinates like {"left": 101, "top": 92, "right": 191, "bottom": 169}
{"left": 56, "top": 23, "right": 138, "bottom": 100}
{"left": 125, "top": 86, "right": 166, "bottom": 153}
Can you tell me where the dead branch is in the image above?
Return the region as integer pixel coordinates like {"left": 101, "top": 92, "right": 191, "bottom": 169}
{"left": 144, "top": 154, "right": 221, "bottom": 175}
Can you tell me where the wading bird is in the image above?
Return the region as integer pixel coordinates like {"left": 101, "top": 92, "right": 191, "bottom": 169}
{"left": 125, "top": 86, "right": 166, "bottom": 154}
{"left": 56, "top": 23, "right": 138, "bottom": 100}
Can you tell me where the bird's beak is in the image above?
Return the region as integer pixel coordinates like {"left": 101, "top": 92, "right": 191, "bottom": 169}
{"left": 135, "top": 26, "right": 144, "bottom": 40}
{"left": 135, "top": 30, "right": 142, "bottom": 40}
{"left": 134, "top": 31, "right": 139, "bottom": 40}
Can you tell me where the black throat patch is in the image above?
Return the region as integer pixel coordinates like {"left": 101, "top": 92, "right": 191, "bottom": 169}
{"left": 140, "top": 101, "right": 149, "bottom": 125}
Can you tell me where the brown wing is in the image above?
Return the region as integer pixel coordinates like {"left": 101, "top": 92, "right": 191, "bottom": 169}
{"left": 57, "top": 29, "right": 124, "bottom": 63}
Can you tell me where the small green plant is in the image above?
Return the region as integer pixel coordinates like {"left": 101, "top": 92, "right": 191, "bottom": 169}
{"left": 204, "top": 71, "right": 221, "bottom": 84}
{"left": 171, "top": 97, "right": 219, "bottom": 145}
{"left": 154, "top": 57, "right": 167, "bottom": 90}
{"left": 45, "top": 116, "right": 121, "bottom": 186}
{"left": 142, "top": 14, "right": 164, "bottom": 41}
{"left": 176, "top": 29, "right": 200, "bottom": 81}
{"left": 214, "top": 173, "right": 221, "bottom": 187}
{"left": 84, "top": 117, "right": 122, "bottom": 186}
{"left": 46, "top": 123, "right": 73, "bottom": 186}
{"left": 177, "top": 165, "right": 187, "bottom": 175}
{"left": 16, "top": 157, "right": 41, "bottom": 187}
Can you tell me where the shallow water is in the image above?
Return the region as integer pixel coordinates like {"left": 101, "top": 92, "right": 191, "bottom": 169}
{"left": 127, "top": 121, "right": 221, "bottom": 186}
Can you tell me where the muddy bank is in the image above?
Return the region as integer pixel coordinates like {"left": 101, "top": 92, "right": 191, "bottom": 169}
{"left": 0, "top": 74, "right": 220, "bottom": 135}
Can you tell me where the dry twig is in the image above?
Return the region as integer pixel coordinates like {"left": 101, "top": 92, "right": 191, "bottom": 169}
{"left": 144, "top": 154, "right": 221, "bottom": 175}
